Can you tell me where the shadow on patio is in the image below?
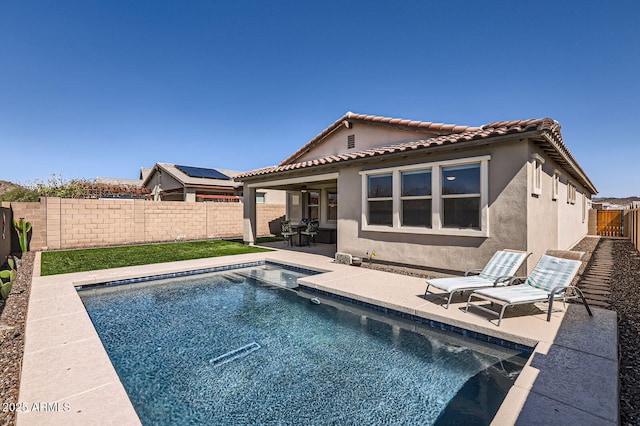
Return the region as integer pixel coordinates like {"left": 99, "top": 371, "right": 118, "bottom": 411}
{"left": 257, "top": 240, "right": 337, "bottom": 258}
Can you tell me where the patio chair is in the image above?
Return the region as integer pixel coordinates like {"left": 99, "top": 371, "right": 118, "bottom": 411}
{"left": 425, "top": 249, "right": 530, "bottom": 308}
{"left": 281, "top": 220, "right": 297, "bottom": 247}
{"left": 300, "top": 220, "right": 319, "bottom": 246}
{"left": 465, "top": 250, "right": 592, "bottom": 326}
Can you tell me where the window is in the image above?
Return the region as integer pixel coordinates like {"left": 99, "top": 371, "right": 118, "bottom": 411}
{"left": 567, "top": 183, "right": 576, "bottom": 204}
{"left": 367, "top": 174, "right": 393, "bottom": 226}
{"left": 552, "top": 170, "right": 560, "bottom": 201}
{"left": 442, "top": 164, "right": 480, "bottom": 229}
{"left": 307, "top": 191, "right": 320, "bottom": 220}
{"left": 531, "top": 153, "right": 544, "bottom": 196}
{"left": 360, "top": 155, "right": 490, "bottom": 237}
{"left": 327, "top": 191, "right": 338, "bottom": 221}
{"left": 256, "top": 192, "right": 266, "bottom": 203}
{"left": 401, "top": 169, "right": 432, "bottom": 227}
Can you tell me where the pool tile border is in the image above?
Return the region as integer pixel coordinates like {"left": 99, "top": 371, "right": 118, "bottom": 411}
{"left": 74, "top": 260, "right": 322, "bottom": 291}
{"left": 299, "top": 285, "right": 535, "bottom": 355}
{"left": 74, "top": 259, "right": 533, "bottom": 355}
{"left": 20, "top": 249, "right": 618, "bottom": 425}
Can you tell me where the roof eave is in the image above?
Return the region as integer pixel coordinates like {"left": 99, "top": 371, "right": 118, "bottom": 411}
{"left": 536, "top": 132, "right": 598, "bottom": 194}
{"left": 239, "top": 129, "right": 597, "bottom": 195}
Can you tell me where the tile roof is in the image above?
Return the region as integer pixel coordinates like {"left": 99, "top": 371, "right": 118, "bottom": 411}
{"left": 279, "top": 112, "right": 480, "bottom": 166}
{"left": 237, "top": 116, "right": 597, "bottom": 194}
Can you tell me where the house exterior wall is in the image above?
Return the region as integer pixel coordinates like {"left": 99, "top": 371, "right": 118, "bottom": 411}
{"left": 145, "top": 169, "right": 183, "bottom": 192}
{"left": 4, "top": 198, "right": 284, "bottom": 250}
{"left": 336, "top": 139, "right": 530, "bottom": 274}
{"left": 258, "top": 189, "right": 286, "bottom": 205}
{"left": 296, "top": 123, "right": 437, "bottom": 163}
{"left": 525, "top": 143, "right": 590, "bottom": 270}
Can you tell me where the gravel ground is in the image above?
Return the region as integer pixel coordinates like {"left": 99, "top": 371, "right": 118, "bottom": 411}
{"left": 608, "top": 238, "right": 640, "bottom": 426}
{"left": 0, "top": 252, "right": 33, "bottom": 426}
{"left": 0, "top": 239, "right": 637, "bottom": 425}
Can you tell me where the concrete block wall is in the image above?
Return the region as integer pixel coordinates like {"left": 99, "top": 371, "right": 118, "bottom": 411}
{"left": 208, "top": 203, "right": 243, "bottom": 238}
{"left": 143, "top": 201, "right": 207, "bottom": 242}
{"left": 257, "top": 204, "right": 285, "bottom": 236}
{"left": 60, "top": 199, "right": 137, "bottom": 248}
{"left": 3, "top": 198, "right": 285, "bottom": 251}
{"left": 2, "top": 201, "right": 48, "bottom": 251}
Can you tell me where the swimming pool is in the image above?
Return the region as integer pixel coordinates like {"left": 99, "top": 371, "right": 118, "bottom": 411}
{"left": 78, "top": 263, "right": 529, "bottom": 425}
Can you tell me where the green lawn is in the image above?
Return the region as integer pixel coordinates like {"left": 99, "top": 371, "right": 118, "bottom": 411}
{"left": 41, "top": 240, "right": 273, "bottom": 276}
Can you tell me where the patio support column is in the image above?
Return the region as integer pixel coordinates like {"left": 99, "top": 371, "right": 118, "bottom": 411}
{"left": 243, "top": 186, "right": 257, "bottom": 245}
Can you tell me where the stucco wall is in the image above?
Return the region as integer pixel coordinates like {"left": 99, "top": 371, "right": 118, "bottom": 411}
{"left": 526, "top": 143, "right": 589, "bottom": 270}
{"left": 5, "top": 198, "right": 284, "bottom": 251}
{"left": 258, "top": 189, "right": 287, "bottom": 205}
{"left": 296, "top": 123, "right": 438, "bottom": 163}
{"left": 336, "top": 140, "right": 530, "bottom": 274}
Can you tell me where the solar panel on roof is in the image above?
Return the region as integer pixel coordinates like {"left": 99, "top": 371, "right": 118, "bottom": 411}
{"left": 175, "top": 165, "right": 231, "bottom": 180}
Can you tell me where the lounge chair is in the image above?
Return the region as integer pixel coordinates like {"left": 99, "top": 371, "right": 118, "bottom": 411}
{"left": 465, "top": 250, "right": 592, "bottom": 326}
{"left": 425, "top": 249, "right": 530, "bottom": 308}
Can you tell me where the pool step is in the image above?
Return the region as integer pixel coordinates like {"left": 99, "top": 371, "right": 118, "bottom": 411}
{"left": 232, "top": 268, "right": 300, "bottom": 289}
{"left": 209, "top": 342, "right": 261, "bottom": 367}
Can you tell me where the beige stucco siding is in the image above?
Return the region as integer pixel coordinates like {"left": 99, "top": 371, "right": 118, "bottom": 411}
{"left": 336, "top": 140, "right": 530, "bottom": 274}
{"left": 296, "top": 123, "right": 437, "bottom": 163}
{"left": 525, "top": 143, "right": 589, "bottom": 270}
{"left": 259, "top": 189, "right": 287, "bottom": 205}
{"left": 145, "top": 169, "right": 183, "bottom": 192}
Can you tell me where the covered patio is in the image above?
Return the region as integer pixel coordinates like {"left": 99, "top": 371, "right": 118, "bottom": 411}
{"left": 242, "top": 172, "right": 338, "bottom": 252}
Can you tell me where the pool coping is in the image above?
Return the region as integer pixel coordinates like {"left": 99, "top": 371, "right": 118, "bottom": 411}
{"left": 17, "top": 249, "right": 618, "bottom": 425}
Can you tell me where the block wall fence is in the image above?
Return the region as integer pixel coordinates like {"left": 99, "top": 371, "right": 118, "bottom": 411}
{"left": 1, "top": 198, "right": 285, "bottom": 251}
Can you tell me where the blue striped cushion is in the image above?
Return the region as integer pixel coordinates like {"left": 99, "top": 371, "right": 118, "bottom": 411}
{"left": 525, "top": 255, "right": 582, "bottom": 291}
{"left": 478, "top": 251, "right": 528, "bottom": 280}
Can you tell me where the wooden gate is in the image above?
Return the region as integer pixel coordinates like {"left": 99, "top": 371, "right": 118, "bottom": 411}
{"left": 597, "top": 210, "right": 623, "bottom": 237}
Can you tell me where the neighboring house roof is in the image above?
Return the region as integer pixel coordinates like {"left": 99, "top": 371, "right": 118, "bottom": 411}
{"left": 139, "top": 167, "right": 153, "bottom": 181}
{"left": 143, "top": 163, "right": 243, "bottom": 189}
{"left": 237, "top": 114, "right": 597, "bottom": 194}
{"left": 95, "top": 177, "right": 145, "bottom": 187}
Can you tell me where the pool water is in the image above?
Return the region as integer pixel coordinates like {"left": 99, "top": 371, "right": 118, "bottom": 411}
{"left": 79, "top": 264, "right": 528, "bottom": 425}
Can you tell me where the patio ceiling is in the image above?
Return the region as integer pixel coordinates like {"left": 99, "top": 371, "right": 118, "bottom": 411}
{"left": 245, "top": 172, "right": 338, "bottom": 191}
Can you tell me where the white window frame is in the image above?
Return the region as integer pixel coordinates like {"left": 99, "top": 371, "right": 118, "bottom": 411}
{"left": 400, "top": 169, "right": 433, "bottom": 228}
{"left": 307, "top": 191, "right": 320, "bottom": 220}
{"left": 365, "top": 172, "right": 394, "bottom": 227}
{"left": 531, "top": 153, "right": 545, "bottom": 196}
{"left": 360, "top": 155, "right": 490, "bottom": 237}
{"left": 552, "top": 169, "right": 560, "bottom": 201}
{"left": 326, "top": 190, "right": 338, "bottom": 223}
{"left": 567, "top": 182, "right": 576, "bottom": 204}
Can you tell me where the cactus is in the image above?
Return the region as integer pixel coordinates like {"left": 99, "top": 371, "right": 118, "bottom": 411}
{"left": 0, "top": 258, "right": 16, "bottom": 300}
{"left": 12, "top": 218, "right": 31, "bottom": 253}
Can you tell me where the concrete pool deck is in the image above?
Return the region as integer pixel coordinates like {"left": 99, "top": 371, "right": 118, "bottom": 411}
{"left": 17, "top": 248, "right": 618, "bottom": 425}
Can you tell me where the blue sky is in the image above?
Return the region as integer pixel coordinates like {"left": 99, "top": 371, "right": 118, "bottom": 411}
{"left": 1, "top": 0, "right": 638, "bottom": 197}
